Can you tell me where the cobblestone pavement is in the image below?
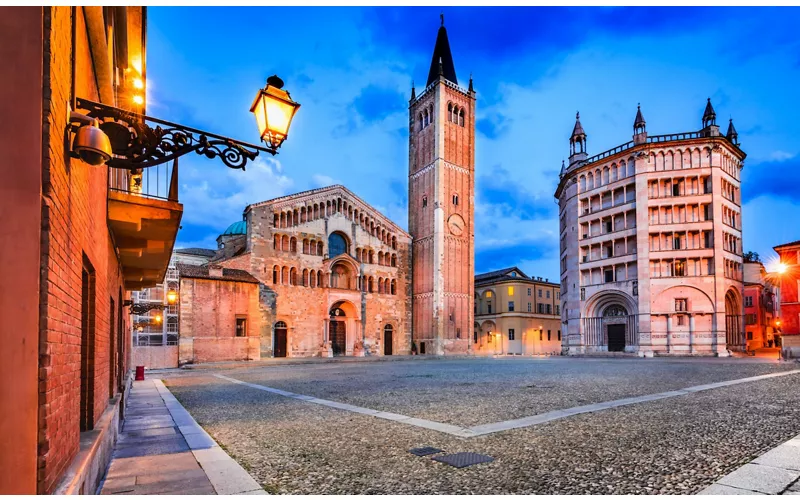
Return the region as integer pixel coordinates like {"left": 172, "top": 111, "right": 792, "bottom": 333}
{"left": 164, "top": 357, "right": 800, "bottom": 494}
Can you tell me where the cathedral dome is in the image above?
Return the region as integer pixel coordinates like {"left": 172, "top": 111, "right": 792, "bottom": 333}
{"left": 221, "top": 220, "right": 246, "bottom": 236}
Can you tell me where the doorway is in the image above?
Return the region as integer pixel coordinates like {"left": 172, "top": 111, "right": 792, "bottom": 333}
{"left": 383, "top": 325, "right": 393, "bottom": 355}
{"left": 607, "top": 324, "right": 626, "bottom": 352}
{"left": 330, "top": 320, "right": 346, "bottom": 356}
{"left": 274, "top": 321, "right": 287, "bottom": 357}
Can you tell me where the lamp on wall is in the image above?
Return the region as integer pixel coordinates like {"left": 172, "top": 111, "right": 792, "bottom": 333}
{"left": 67, "top": 75, "right": 299, "bottom": 170}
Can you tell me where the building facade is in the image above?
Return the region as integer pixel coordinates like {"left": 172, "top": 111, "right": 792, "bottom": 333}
{"left": 0, "top": 7, "right": 182, "bottom": 494}
{"left": 474, "top": 268, "right": 562, "bottom": 355}
{"left": 555, "top": 101, "right": 746, "bottom": 356}
{"left": 408, "top": 19, "right": 476, "bottom": 355}
{"left": 743, "top": 261, "right": 780, "bottom": 350}
{"left": 130, "top": 248, "right": 215, "bottom": 369}
{"left": 774, "top": 240, "right": 800, "bottom": 357}
{"left": 211, "top": 185, "right": 413, "bottom": 358}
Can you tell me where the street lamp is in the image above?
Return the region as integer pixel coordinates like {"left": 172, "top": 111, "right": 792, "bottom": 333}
{"left": 251, "top": 75, "right": 301, "bottom": 151}
{"left": 68, "top": 74, "right": 299, "bottom": 170}
{"left": 167, "top": 289, "right": 178, "bottom": 304}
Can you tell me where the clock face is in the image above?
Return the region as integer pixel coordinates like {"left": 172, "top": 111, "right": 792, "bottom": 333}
{"left": 447, "top": 214, "right": 465, "bottom": 236}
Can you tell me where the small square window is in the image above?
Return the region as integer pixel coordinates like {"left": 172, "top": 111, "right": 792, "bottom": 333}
{"left": 508, "top": 286, "right": 514, "bottom": 296}
{"left": 675, "top": 298, "right": 687, "bottom": 312}
{"left": 508, "top": 329, "right": 515, "bottom": 341}
{"left": 508, "top": 301, "right": 515, "bottom": 312}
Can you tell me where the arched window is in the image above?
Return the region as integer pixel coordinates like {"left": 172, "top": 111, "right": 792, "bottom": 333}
{"left": 272, "top": 266, "right": 279, "bottom": 284}
{"left": 275, "top": 321, "right": 287, "bottom": 329}
{"left": 281, "top": 266, "right": 288, "bottom": 285}
{"left": 391, "top": 236, "right": 397, "bottom": 250}
{"left": 391, "top": 279, "right": 396, "bottom": 295}
{"left": 452, "top": 194, "right": 459, "bottom": 205}
{"left": 378, "top": 278, "right": 384, "bottom": 294}
{"left": 281, "top": 235, "right": 289, "bottom": 252}
{"left": 290, "top": 237, "right": 297, "bottom": 253}
{"left": 302, "top": 269, "right": 309, "bottom": 287}
{"left": 328, "top": 232, "right": 348, "bottom": 258}
{"left": 368, "top": 276, "right": 374, "bottom": 293}
{"left": 391, "top": 254, "right": 397, "bottom": 267}
{"left": 273, "top": 234, "right": 280, "bottom": 250}
{"left": 317, "top": 270, "right": 323, "bottom": 287}
{"left": 458, "top": 109, "right": 465, "bottom": 127}
{"left": 310, "top": 270, "right": 316, "bottom": 288}
{"left": 378, "top": 251, "right": 384, "bottom": 266}
{"left": 273, "top": 213, "right": 279, "bottom": 227}
{"left": 448, "top": 103, "right": 453, "bottom": 122}
{"left": 290, "top": 268, "right": 298, "bottom": 286}
{"left": 317, "top": 241, "right": 323, "bottom": 256}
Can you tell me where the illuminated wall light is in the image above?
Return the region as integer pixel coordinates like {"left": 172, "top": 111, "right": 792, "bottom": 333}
{"left": 133, "top": 77, "right": 144, "bottom": 90}
{"left": 133, "top": 95, "right": 144, "bottom": 105}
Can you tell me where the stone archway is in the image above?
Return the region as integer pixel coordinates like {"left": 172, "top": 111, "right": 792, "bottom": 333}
{"left": 582, "top": 291, "right": 639, "bottom": 352}
{"left": 725, "top": 288, "right": 744, "bottom": 350}
{"left": 327, "top": 300, "right": 359, "bottom": 357}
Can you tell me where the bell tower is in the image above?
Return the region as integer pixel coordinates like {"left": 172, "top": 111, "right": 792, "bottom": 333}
{"left": 408, "top": 17, "right": 476, "bottom": 355}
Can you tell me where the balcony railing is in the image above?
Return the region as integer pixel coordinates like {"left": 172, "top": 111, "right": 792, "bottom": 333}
{"left": 109, "top": 162, "right": 179, "bottom": 202}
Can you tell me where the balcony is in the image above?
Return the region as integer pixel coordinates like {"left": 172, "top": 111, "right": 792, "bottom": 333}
{"left": 108, "top": 164, "right": 183, "bottom": 290}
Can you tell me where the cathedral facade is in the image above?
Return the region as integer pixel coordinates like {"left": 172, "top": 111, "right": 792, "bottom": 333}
{"left": 155, "top": 20, "right": 480, "bottom": 360}
{"left": 217, "top": 185, "right": 412, "bottom": 358}
{"left": 555, "top": 101, "right": 746, "bottom": 356}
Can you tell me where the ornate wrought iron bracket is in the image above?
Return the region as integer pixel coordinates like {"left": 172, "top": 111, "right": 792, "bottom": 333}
{"left": 123, "top": 300, "right": 169, "bottom": 315}
{"left": 74, "top": 98, "right": 273, "bottom": 171}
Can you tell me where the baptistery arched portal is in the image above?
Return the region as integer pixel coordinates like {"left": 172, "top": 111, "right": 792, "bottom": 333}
{"left": 603, "top": 304, "right": 628, "bottom": 352}
{"left": 582, "top": 290, "right": 638, "bottom": 352}
{"left": 725, "top": 288, "right": 743, "bottom": 349}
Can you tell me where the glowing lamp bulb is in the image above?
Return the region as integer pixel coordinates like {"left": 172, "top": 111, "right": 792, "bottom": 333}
{"left": 133, "top": 77, "right": 144, "bottom": 89}
{"left": 133, "top": 95, "right": 144, "bottom": 105}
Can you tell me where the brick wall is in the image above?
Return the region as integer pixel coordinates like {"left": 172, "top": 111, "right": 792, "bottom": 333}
{"left": 178, "top": 277, "right": 262, "bottom": 364}
{"left": 37, "top": 7, "right": 129, "bottom": 493}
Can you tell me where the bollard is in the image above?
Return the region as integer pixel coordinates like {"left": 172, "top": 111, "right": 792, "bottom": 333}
{"left": 135, "top": 366, "right": 145, "bottom": 381}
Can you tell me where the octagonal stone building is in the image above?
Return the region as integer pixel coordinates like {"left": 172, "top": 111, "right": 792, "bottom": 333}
{"left": 555, "top": 101, "right": 746, "bottom": 356}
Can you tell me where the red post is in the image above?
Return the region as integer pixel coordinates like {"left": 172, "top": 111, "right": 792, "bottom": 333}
{"left": 135, "top": 366, "right": 145, "bottom": 381}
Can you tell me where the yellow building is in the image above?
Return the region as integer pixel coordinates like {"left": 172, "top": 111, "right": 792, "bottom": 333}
{"left": 474, "top": 267, "right": 563, "bottom": 355}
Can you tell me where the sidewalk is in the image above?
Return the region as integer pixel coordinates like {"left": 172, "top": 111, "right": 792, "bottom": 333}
{"left": 699, "top": 432, "right": 800, "bottom": 495}
{"left": 99, "top": 379, "right": 264, "bottom": 495}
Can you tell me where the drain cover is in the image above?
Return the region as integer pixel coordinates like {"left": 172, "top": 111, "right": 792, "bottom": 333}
{"left": 409, "top": 447, "right": 443, "bottom": 457}
{"left": 433, "top": 452, "right": 494, "bottom": 468}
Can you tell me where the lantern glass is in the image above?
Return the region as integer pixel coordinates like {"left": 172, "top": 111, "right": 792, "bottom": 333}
{"left": 167, "top": 290, "right": 178, "bottom": 304}
{"left": 251, "top": 81, "right": 300, "bottom": 150}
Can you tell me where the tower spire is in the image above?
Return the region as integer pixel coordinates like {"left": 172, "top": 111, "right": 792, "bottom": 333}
{"left": 633, "top": 103, "right": 647, "bottom": 144}
{"left": 426, "top": 18, "right": 458, "bottom": 87}
{"left": 702, "top": 98, "right": 717, "bottom": 128}
{"left": 569, "top": 112, "right": 587, "bottom": 165}
{"left": 726, "top": 118, "right": 739, "bottom": 145}
{"left": 410, "top": 80, "right": 416, "bottom": 101}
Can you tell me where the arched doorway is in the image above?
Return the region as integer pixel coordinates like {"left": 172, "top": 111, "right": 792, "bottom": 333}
{"left": 383, "top": 325, "right": 393, "bottom": 355}
{"left": 330, "top": 306, "right": 347, "bottom": 356}
{"left": 274, "top": 321, "right": 288, "bottom": 357}
{"left": 725, "top": 289, "right": 743, "bottom": 349}
{"left": 603, "top": 305, "right": 628, "bottom": 352}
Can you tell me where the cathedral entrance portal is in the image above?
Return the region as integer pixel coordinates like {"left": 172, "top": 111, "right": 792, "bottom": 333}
{"left": 330, "top": 306, "right": 347, "bottom": 356}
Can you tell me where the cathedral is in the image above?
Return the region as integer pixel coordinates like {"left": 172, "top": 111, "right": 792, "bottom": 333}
{"left": 170, "top": 19, "right": 476, "bottom": 360}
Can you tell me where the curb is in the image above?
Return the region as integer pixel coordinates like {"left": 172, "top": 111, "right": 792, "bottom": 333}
{"left": 153, "top": 379, "right": 267, "bottom": 495}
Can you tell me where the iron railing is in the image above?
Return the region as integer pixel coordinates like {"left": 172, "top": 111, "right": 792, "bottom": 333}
{"left": 582, "top": 315, "right": 639, "bottom": 347}
{"left": 108, "top": 160, "right": 179, "bottom": 202}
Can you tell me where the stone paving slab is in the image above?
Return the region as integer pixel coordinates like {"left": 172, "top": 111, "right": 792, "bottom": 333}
{"left": 99, "top": 379, "right": 266, "bottom": 495}
{"left": 699, "top": 433, "right": 800, "bottom": 495}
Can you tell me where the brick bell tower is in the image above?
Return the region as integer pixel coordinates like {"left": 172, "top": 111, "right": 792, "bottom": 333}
{"left": 408, "top": 16, "right": 476, "bottom": 355}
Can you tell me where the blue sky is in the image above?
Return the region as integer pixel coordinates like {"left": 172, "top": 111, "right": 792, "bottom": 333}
{"left": 148, "top": 7, "right": 800, "bottom": 279}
